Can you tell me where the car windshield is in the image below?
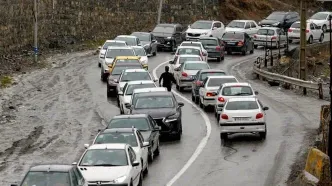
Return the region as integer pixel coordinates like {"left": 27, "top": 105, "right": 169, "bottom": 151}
{"left": 125, "top": 84, "right": 156, "bottom": 95}
{"left": 207, "top": 78, "right": 237, "bottom": 87}
{"left": 115, "top": 37, "right": 137, "bottom": 46}
{"left": 103, "top": 42, "right": 126, "bottom": 49}
{"left": 222, "top": 33, "right": 244, "bottom": 40}
{"left": 108, "top": 118, "right": 150, "bottom": 131}
{"left": 179, "top": 56, "right": 201, "bottom": 64}
{"left": 200, "top": 72, "right": 226, "bottom": 80}
{"left": 111, "top": 65, "right": 142, "bottom": 75}
{"left": 94, "top": 132, "right": 138, "bottom": 147}
{"left": 222, "top": 86, "right": 253, "bottom": 96}
{"left": 199, "top": 39, "right": 218, "bottom": 46}
{"left": 257, "top": 29, "right": 275, "bottom": 36}
{"left": 225, "top": 101, "right": 259, "bottom": 110}
{"left": 106, "top": 49, "right": 135, "bottom": 58}
{"left": 227, "top": 21, "right": 245, "bottom": 28}
{"left": 21, "top": 171, "right": 70, "bottom": 186}
{"left": 291, "top": 23, "right": 300, "bottom": 28}
{"left": 131, "top": 33, "right": 150, "bottom": 41}
{"left": 266, "top": 13, "right": 286, "bottom": 21}
{"left": 184, "top": 63, "right": 209, "bottom": 70}
{"left": 153, "top": 26, "right": 174, "bottom": 33}
{"left": 177, "top": 48, "right": 201, "bottom": 55}
{"left": 121, "top": 72, "right": 151, "bottom": 82}
{"left": 116, "top": 59, "right": 140, "bottom": 64}
{"left": 310, "top": 13, "right": 328, "bottom": 20}
{"left": 191, "top": 21, "right": 212, "bottom": 29}
{"left": 80, "top": 149, "right": 128, "bottom": 166}
{"left": 133, "top": 48, "right": 146, "bottom": 56}
{"left": 181, "top": 43, "right": 202, "bottom": 49}
{"left": 134, "top": 96, "right": 174, "bottom": 109}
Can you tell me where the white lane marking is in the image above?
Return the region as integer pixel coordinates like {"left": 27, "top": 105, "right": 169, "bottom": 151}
{"left": 152, "top": 60, "right": 212, "bottom": 186}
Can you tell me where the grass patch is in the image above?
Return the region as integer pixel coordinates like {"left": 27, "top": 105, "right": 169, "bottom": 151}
{"left": 0, "top": 76, "right": 12, "bottom": 88}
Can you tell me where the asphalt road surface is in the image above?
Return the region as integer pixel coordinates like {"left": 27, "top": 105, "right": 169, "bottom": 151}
{"left": 0, "top": 35, "right": 329, "bottom": 185}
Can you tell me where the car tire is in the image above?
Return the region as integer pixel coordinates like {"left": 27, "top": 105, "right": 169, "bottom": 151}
{"left": 242, "top": 47, "right": 247, "bottom": 55}
{"left": 289, "top": 39, "right": 293, "bottom": 44}
{"left": 217, "top": 114, "right": 220, "bottom": 122}
{"left": 98, "top": 63, "right": 101, "bottom": 68}
{"left": 254, "top": 45, "right": 258, "bottom": 49}
{"left": 138, "top": 174, "right": 143, "bottom": 186}
{"left": 107, "top": 84, "right": 111, "bottom": 98}
{"left": 174, "top": 132, "right": 181, "bottom": 140}
{"left": 179, "top": 86, "right": 184, "bottom": 92}
{"left": 319, "top": 34, "right": 324, "bottom": 43}
{"left": 260, "top": 125, "right": 267, "bottom": 140}
{"left": 323, "top": 25, "right": 327, "bottom": 33}
{"left": 221, "top": 55, "right": 224, "bottom": 61}
{"left": 191, "top": 92, "right": 195, "bottom": 101}
{"left": 143, "top": 159, "right": 148, "bottom": 176}
{"left": 154, "top": 140, "right": 160, "bottom": 156}
{"left": 216, "top": 57, "right": 221, "bottom": 62}
{"left": 214, "top": 109, "right": 217, "bottom": 118}
{"left": 307, "top": 36, "right": 313, "bottom": 44}
{"left": 148, "top": 147, "right": 154, "bottom": 162}
{"left": 220, "top": 133, "right": 228, "bottom": 140}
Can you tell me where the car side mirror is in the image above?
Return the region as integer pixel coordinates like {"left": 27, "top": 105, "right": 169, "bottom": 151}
{"left": 72, "top": 162, "right": 77, "bottom": 165}
{"left": 118, "top": 91, "right": 123, "bottom": 95}
{"left": 113, "top": 79, "right": 118, "bottom": 83}
{"left": 178, "top": 102, "right": 184, "bottom": 107}
{"left": 143, "top": 142, "right": 150, "bottom": 147}
{"left": 132, "top": 161, "right": 140, "bottom": 167}
{"left": 98, "top": 46, "right": 102, "bottom": 50}
{"left": 125, "top": 103, "right": 131, "bottom": 109}
{"left": 84, "top": 144, "right": 90, "bottom": 149}
{"left": 263, "top": 106, "right": 269, "bottom": 111}
{"left": 152, "top": 39, "right": 157, "bottom": 42}
{"left": 154, "top": 78, "right": 158, "bottom": 82}
{"left": 254, "top": 91, "right": 259, "bottom": 95}
{"left": 138, "top": 43, "right": 141, "bottom": 46}
{"left": 153, "top": 126, "right": 161, "bottom": 131}
{"left": 171, "top": 52, "right": 176, "bottom": 55}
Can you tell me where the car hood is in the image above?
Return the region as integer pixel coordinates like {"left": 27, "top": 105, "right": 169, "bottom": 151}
{"left": 186, "top": 28, "right": 211, "bottom": 34}
{"left": 260, "top": 19, "right": 280, "bottom": 25}
{"left": 78, "top": 166, "right": 130, "bottom": 181}
{"left": 140, "top": 131, "right": 152, "bottom": 141}
{"left": 141, "top": 41, "right": 151, "bottom": 46}
{"left": 131, "top": 108, "right": 176, "bottom": 119}
{"left": 151, "top": 32, "right": 172, "bottom": 37}
{"left": 225, "top": 27, "right": 245, "bottom": 32}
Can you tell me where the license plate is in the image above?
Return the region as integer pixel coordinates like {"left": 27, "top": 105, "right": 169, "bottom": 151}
{"left": 234, "top": 117, "right": 250, "bottom": 121}
{"left": 293, "top": 30, "right": 300, "bottom": 33}
{"left": 227, "top": 42, "right": 235, "bottom": 45}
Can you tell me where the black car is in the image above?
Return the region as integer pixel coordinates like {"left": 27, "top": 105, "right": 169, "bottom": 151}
{"left": 198, "top": 36, "right": 225, "bottom": 61}
{"left": 125, "top": 91, "right": 184, "bottom": 140}
{"left": 222, "top": 32, "right": 254, "bottom": 55}
{"left": 131, "top": 32, "right": 158, "bottom": 56}
{"left": 151, "top": 23, "right": 185, "bottom": 52}
{"left": 106, "top": 114, "right": 161, "bottom": 162}
{"left": 259, "top": 11, "right": 299, "bottom": 29}
{"left": 11, "top": 164, "right": 86, "bottom": 186}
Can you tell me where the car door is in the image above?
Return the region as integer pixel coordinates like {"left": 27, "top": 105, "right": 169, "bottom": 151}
{"left": 137, "top": 131, "right": 148, "bottom": 166}
{"left": 199, "top": 77, "right": 209, "bottom": 99}
{"left": 309, "top": 23, "right": 316, "bottom": 39}
{"left": 148, "top": 115, "right": 159, "bottom": 151}
{"left": 120, "top": 83, "right": 128, "bottom": 104}
{"left": 73, "top": 167, "right": 86, "bottom": 186}
{"left": 192, "top": 70, "right": 200, "bottom": 91}
{"left": 128, "top": 147, "right": 140, "bottom": 185}
{"left": 313, "top": 23, "right": 322, "bottom": 39}
{"left": 151, "top": 34, "right": 157, "bottom": 53}
{"left": 249, "top": 22, "right": 259, "bottom": 35}
{"left": 244, "top": 22, "right": 251, "bottom": 35}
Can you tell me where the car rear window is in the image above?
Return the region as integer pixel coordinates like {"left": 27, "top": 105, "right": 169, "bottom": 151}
{"left": 222, "top": 32, "right": 244, "bottom": 40}
{"left": 199, "top": 39, "right": 218, "bottom": 46}
{"left": 184, "top": 63, "right": 209, "bottom": 70}
{"left": 125, "top": 84, "right": 156, "bottom": 95}
{"left": 116, "top": 59, "right": 140, "bottom": 63}
{"left": 111, "top": 65, "right": 142, "bottom": 75}
{"left": 21, "top": 172, "right": 70, "bottom": 186}
{"left": 291, "top": 23, "right": 300, "bottom": 28}
{"left": 108, "top": 118, "right": 150, "bottom": 130}
{"left": 95, "top": 132, "right": 138, "bottom": 147}
{"left": 120, "top": 72, "right": 151, "bottom": 82}
{"left": 200, "top": 72, "right": 226, "bottom": 80}
{"left": 103, "top": 42, "right": 126, "bottom": 49}
{"left": 177, "top": 48, "right": 201, "bottom": 55}
{"left": 257, "top": 29, "right": 275, "bottom": 36}
{"left": 181, "top": 43, "right": 201, "bottom": 48}
{"left": 207, "top": 77, "right": 237, "bottom": 87}
{"left": 222, "top": 86, "right": 253, "bottom": 96}
{"left": 225, "top": 101, "right": 259, "bottom": 110}
{"left": 179, "top": 56, "right": 201, "bottom": 64}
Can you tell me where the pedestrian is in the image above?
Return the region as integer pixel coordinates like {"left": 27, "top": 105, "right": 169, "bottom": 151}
{"left": 159, "top": 66, "right": 176, "bottom": 92}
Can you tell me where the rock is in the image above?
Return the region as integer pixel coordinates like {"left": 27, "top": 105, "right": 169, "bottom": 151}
{"left": 8, "top": 106, "right": 15, "bottom": 110}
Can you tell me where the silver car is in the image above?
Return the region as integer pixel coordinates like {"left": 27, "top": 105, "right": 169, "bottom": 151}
{"left": 174, "top": 61, "right": 210, "bottom": 92}
{"left": 253, "top": 27, "right": 287, "bottom": 48}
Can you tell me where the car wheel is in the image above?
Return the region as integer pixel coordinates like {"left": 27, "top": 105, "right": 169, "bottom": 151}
{"left": 98, "top": 62, "right": 101, "bottom": 68}
{"left": 221, "top": 55, "right": 224, "bottom": 60}
{"left": 254, "top": 45, "right": 258, "bottom": 49}
{"left": 107, "top": 84, "right": 111, "bottom": 98}
{"left": 179, "top": 86, "right": 184, "bottom": 92}
{"left": 307, "top": 36, "right": 313, "bottom": 44}
{"left": 191, "top": 92, "right": 195, "bottom": 101}
{"left": 216, "top": 57, "right": 221, "bottom": 62}
{"left": 319, "top": 34, "right": 324, "bottom": 43}
{"left": 214, "top": 109, "right": 217, "bottom": 118}
{"left": 148, "top": 147, "right": 154, "bottom": 162}
{"left": 260, "top": 126, "right": 267, "bottom": 140}
{"left": 174, "top": 131, "right": 181, "bottom": 140}
{"left": 143, "top": 159, "right": 148, "bottom": 176}
{"left": 323, "top": 25, "right": 327, "bottom": 33}
{"left": 154, "top": 140, "right": 160, "bottom": 156}
{"left": 199, "top": 98, "right": 203, "bottom": 108}
{"left": 217, "top": 114, "right": 220, "bottom": 122}
{"left": 242, "top": 47, "right": 247, "bottom": 55}
{"left": 138, "top": 173, "right": 143, "bottom": 186}
{"left": 220, "top": 133, "right": 228, "bottom": 140}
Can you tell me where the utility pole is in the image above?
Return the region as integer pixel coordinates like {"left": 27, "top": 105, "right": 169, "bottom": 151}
{"left": 33, "top": 0, "right": 38, "bottom": 63}
{"left": 157, "top": 0, "right": 163, "bottom": 24}
{"left": 328, "top": 14, "right": 332, "bottom": 180}
{"left": 299, "top": 0, "right": 307, "bottom": 95}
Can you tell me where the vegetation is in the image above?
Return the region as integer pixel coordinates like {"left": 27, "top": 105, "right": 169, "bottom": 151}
{"left": 0, "top": 76, "right": 12, "bottom": 88}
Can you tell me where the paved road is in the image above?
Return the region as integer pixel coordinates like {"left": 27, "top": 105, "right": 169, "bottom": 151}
{"left": 0, "top": 34, "right": 329, "bottom": 185}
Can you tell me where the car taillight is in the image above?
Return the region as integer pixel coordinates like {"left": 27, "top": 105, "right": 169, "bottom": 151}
{"left": 218, "top": 97, "right": 225, "bottom": 102}
{"left": 182, "top": 72, "right": 188, "bottom": 77}
{"left": 256, "top": 113, "right": 264, "bottom": 119}
{"left": 206, "top": 92, "right": 214, "bottom": 97}
{"left": 196, "top": 81, "right": 202, "bottom": 86}
{"left": 221, "top": 114, "right": 228, "bottom": 120}
{"left": 271, "top": 36, "right": 277, "bottom": 40}
{"left": 253, "top": 34, "right": 257, "bottom": 38}
{"left": 216, "top": 46, "right": 221, "bottom": 51}
{"left": 238, "top": 41, "right": 244, "bottom": 46}
{"left": 288, "top": 28, "right": 293, "bottom": 32}
{"left": 306, "top": 29, "right": 309, "bottom": 33}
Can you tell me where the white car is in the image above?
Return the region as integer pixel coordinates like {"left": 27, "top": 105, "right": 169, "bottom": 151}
{"left": 288, "top": 21, "right": 324, "bottom": 44}
{"left": 115, "top": 35, "right": 141, "bottom": 46}
{"left": 186, "top": 20, "right": 225, "bottom": 40}
{"left": 75, "top": 143, "right": 143, "bottom": 186}
{"left": 225, "top": 20, "right": 260, "bottom": 36}
{"left": 168, "top": 54, "right": 203, "bottom": 74}
{"left": 214, "top": 83, "right": 258, "bottom": 120}
{"left": 98, "top": 40, "right": 127, "bottom": 67}
{"left": 307, "top": 11, "right": 332, "bottom": 33}
{"left": 198, "top": 76, "right": 238, "bottom": 111}
{"left": 218, "top": 97, "right": 269, "bottom": 140}
{"left": 132, "top": 46, "right": 148, "bottom": 69}
{"left": 174, "top": 46, "right": 207, "bottom": 62}
{"left": 86, "top": 128, "right": 149, "bottom": 176}
{"left": 119, "top": 80, "right": 157, "bottom": 114}
{"left": 179, "top": 41, "right": 208, "bottom": 61}
{"left": 253, "top": 27, "right": 287, "bottom": 48}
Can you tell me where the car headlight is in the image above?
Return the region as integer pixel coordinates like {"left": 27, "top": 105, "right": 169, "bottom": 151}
{"left": 113, "top": 175, "right": 127, "bottom": 183}
{"left": 167, "top": 37, "right": 172, "bottom": 39}
{"left": 164, "top": 112, "right": 179, "bottom": 122}
{"left": 272, "top": 22, "right": 279, "bottom": 26}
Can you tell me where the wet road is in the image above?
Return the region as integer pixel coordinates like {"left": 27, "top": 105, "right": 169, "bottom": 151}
{"left": 0, "top": 36, "right": 329, "bottom": 185}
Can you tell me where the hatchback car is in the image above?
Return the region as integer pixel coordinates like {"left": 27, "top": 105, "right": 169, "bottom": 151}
{"left": 179, "top": 41, "right": 208, "bottom": 61}
{"left": 114, "top": 35, "right": 141, "bottom": 46}
{"left": 186, "top": 20, "right": 225, "bottom": 40}
{"left": 308, "top": 11, "right": 332, "bottom": 33}
{"left": 288, "top": 21, "right": 324, "bottom": 44}
{"left": 222, "top": 31, "right": 254, "bottom": 55}
{"left": 168, "top": 54, "right": 203, "bottom": 74}
{"left": 98, "top": 40, "right": 127, "bottom": 67}
{"left": 174, "top": 46, "right": 207, "bottom": 61}
{"left": 106, "top": 114, "right": 161, "bottom": 162}
{"left": 174, "top": 61, "right": 210, "bottom": 91}
{"left": 254, "top": 27, "right": 287, "bottom": 48}
{"left": 132, "top": 46, "right": 149, "bottom": 69}
{"left": 219, "top": 97, "right": 269, "bottom": 140}
{"left": 11, "top": 164, "right": 87, "bottom": 186}
{"left": 131, "top": 32, "right": 158, "bottom": 56}
{"left": 198, "top": 37, "right": 225, "bottom": 61}
{"left": 74, "top": 144, "right": 143, "bottom": 186}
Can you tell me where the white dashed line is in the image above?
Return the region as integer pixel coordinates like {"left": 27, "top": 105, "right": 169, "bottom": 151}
{"left": 152, "top": 60, "right": 212, "bottom": 186}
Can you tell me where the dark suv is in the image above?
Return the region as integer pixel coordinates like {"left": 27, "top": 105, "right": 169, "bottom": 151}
{"left": 198, "top": 37, "right": 225, "bottom": 61}
{"left": 152, "top": 23, "right": 185, "bottom": 52}
{"left": 259, "top": 11, "right": 299, "bottom": 29}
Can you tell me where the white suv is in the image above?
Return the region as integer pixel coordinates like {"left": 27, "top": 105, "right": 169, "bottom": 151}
{"left": 219, "top": 97, "right": 269, "bottom": 140}
{"left": 186, "top": 20, "right": 225, "bottom": 40}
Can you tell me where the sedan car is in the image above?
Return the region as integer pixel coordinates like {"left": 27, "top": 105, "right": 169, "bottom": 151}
{"left": 106, "top": 114, "right": 161, "bottom": 162}
{"left": 198, "top": 36, "right": 225, "bottom": 61}
{"left": 198, "top": 76, "right": 238, "bottom": 111}
{"left": 191, "top": 69, "right": 227, "bottom": 104}
{"left": 74, "top": 144, "right": 143, "bottom": 186}
{"left": 174, "top": 61, "right": 210, "bottom": 92}
{"left": 168, "top": 54, "right": 203, "bottom": 74}
{"left": 131, "top": 32, "right": 158, "bottom": 56}
{"left": 225, "top": 20, "right": 260, "bottom": 36}
{"left": 11, "top": 165, "right": 87, "bottom": 186}
{"left": 86, "top": 128, "right": 149, "bottom": 175}
{"left": 114, "top": 35, "right": 141, "bottom": 46}
{"left": 126, "top": 91, "right": 184, "bottom": 140}
{"left": 174, "top": 46, "right": 207, "bottom": 61}
{"left": 222, "top": 31, "right": 254, "bottom": 55}
{"left": 288, "top": 21, "right": 324, "bottom": 44}
{"left": 132, "top": 46, "right": 149, "bottom": 70}
{"left": 179, "top": 41, "right": 208, "bottom": 61}
{"left": 98, "top": 40, "right": 127, "bottom": 67}
{"left": 253, "top": 27, "right": 287, "bottom": 48}
{"left": 118, "top": 80, "right": 156, "bottom": 114}
{"left": 219, "top": 97, "right": 269, "bottom": 140}
{"left": 307, "top": 11, "right": 332, "bottom": 33}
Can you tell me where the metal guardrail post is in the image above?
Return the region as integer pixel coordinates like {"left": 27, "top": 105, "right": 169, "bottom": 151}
{"left": 319, "top": 82, "right": 323, "bottom": 99}
{"left": 270, "top": 38, "right": 273, "bottom": 66}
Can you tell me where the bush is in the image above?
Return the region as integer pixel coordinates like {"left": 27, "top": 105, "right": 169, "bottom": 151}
{"left": 0, "top": 76, "right": 12, "bottom": 88}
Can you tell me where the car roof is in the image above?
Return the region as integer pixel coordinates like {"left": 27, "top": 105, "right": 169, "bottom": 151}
{"left": 258, "top": 27, "right": 279, "bottom": 30}
{"left": 88, "top": 143, "right": 127, "bottom": 150}
{"left": 181, "top": 41, "right": 202, "bottom": 44}
{"left": 113, "top": 114, "right": 149, "bottom": 119}
{"left": 157, "top": 23, "right": 178, "bottom": 27}
{"left": 207, "top": 75, "right": 235, "bottom": 79}
{"left": 116, "top": 35, "right": 137, "bottom": 38}
{"left": 125, "top": 80, "right": 155, "bottom": 85}
{"left": 199, "top": 69, "right": 225, "bottom": 73}
{"left": 227, "top": 97, "right": 257, "bottom": 102}
{"left": 107, "top": 46, "right": 133, "bottom": 50}
{"left": 105, "top": 40, "right": 126, "bottom": 43}
{"left": 183, "top": 61, "right": 207, "bottom": 64}
{"left": 195, "top": 20, "right": 213, "bottom": 23}
{"left": 115, "top": 56, "right": 140, "bottom": 60}
{"left": 29, "top": 164, "right": 73, "bottom": 172}
{"left": 230, "top": 20, "right": 255, "bottom": 22}
{"left": 178, "top": 46, "right": 201, "bottom": 49}
{"left": 101, "top": 128, "right": 137, "bottom": 134}
{"left": 222, "top": 82, "right": 251, "bottom": 87}
{"left": 135, "top": 91, "right": 173, "bottom": 97}
{"left": 132, "top": 32, "right": 150, "bottom": 34}
{"left": 123, "top": 69, "right": 147, "bottom": 72}
{"left": 133, "top": 87, "right": 167, "bottom": 93}
{"left": 178, "top": 54, "right": 202, "bottom": 58}
{"left": 313, "top": 12, "right": 332, "bottom": 14}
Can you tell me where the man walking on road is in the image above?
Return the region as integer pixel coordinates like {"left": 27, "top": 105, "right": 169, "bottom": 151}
{"left": 159, "top": 66, "right": 176, "bottom": 91}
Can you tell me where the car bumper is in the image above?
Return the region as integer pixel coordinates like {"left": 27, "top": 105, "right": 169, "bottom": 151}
{"left": 186, "top": 37, "right": 200, "bottom": 41}
{"left": 207, "top": 52, "right": 222, "bottom": 58}
{"left": 107, "top": 83, "right": 117, "bottom": 91}
{"left": 202, "top": 96, "right": 216, "bottom": 106}
{"left": 254, "top": 40, "right": 277, "bottom": 47}
{"left": 179, "top": 79, "right": 193, "bottom": 88}
{"left": 154, "top": 118, "right": 181, "bottom": 135}
{"left": 225, "top": 46, "right": 244, "bottom": 52}
{"left": 220, "top": 122, "right": 266, "bottom": 133}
